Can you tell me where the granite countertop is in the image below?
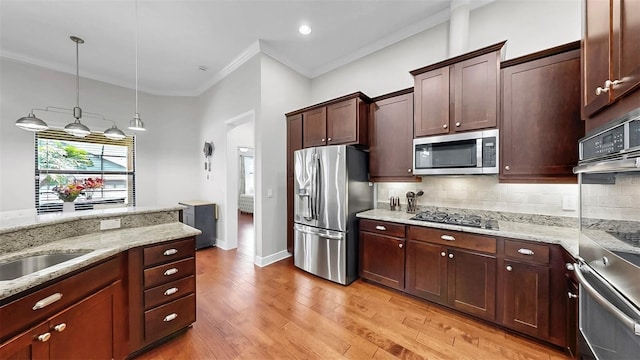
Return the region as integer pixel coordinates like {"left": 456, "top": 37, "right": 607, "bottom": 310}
{"left": 356, "top": 209, "right": 579, "bottom": 257}
{"left": 0, "top": 206, "right": 201, "bottom": 301}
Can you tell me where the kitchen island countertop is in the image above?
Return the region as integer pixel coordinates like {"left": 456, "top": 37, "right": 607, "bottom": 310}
{"left": 357, "top": 209, "right": 579, "bottom": 257}
{"left": 0, "top": 206, "right": 201, "bottom": 301}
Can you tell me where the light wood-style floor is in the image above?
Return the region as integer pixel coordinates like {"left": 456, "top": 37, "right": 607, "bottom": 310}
{"left": 136, "top": 218, "right": 570, "bottom": 360}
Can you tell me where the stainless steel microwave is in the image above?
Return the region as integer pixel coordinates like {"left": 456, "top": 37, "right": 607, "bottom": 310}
{"left": 413, "top": 129, "right": 499, "bottom": 175}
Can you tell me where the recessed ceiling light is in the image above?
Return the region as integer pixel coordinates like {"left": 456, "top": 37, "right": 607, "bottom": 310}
{"left": 299, "top": 25, "right": 312, "bottom": 35}
{"left": 198, "top": 65, "right": 208, "bottom": 71}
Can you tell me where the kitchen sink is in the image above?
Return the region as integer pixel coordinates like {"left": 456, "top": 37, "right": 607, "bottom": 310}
{"left": 0, "top": 250, "right": 93, "bottom": 281}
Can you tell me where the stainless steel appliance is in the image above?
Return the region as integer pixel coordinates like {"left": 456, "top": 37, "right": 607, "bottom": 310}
{"left": 293, "top": 145, "right": 372, "bottom": 285}
{"left": 413, "top": 129, "right": 499, "bottom": 175}
{"left": 410, "top": 210, "right": 499, "bottom": 230}
{"left": 573, "top": 108, "right": 640, "bottom": 359}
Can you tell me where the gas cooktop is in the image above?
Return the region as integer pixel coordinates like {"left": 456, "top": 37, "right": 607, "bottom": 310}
{"left": 410, "top": 211, "right": 499, "bottom": 230}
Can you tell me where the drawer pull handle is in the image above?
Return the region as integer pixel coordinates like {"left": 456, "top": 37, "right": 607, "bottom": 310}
{"left": 163, "top": 248, "right": 178, "bottom": 256}
{"left": 441, "top": 235, "right": 455, "bottom": 241}
{"left": 375, "top": 225, "right": 386, "bottom": 231}
{"left": 33, "top": 293, "right": 63, "bottom": 310}
{"left": 164, "top": 268, "right": 179, "bottom": 276}
{"left": 164, "top": 313, "right": 178, "bottom": 322}
{"left": 53, "top": 323, "right": 66, "bottom": 333}
{"left": 38, "top": 333, "right": 51, "bottom": 342}
{"left": 164, "top": 287, "right": 179, "bottom": 296}
{"left": 568, "top": 292, "right": 578, "bottom": 299}
{"left": 517, "top": 248, "right": 534, "bottom": 256}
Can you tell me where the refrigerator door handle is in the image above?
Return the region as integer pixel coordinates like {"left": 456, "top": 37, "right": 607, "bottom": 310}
{"left": 315, "top": 155, "right": 321, "bottom": 220}
{"left": 294, "top": 224, "right": 344, "bottom": 240}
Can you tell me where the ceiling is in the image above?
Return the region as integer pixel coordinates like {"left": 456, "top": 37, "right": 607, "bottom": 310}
{"left": 0, "top": 1, "right": 492, "bottom": 96}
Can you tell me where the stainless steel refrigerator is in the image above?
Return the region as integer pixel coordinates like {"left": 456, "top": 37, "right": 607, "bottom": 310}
{"left": 293, "top": 145, "right": 372, "bottom": 285}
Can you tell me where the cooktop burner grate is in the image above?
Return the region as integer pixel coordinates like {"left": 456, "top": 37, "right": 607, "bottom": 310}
{"left": 607, "top": 231, "right": 640, "bottom": 247}
{"left": 410, "top": 211, "right": 499, "bottom": 230}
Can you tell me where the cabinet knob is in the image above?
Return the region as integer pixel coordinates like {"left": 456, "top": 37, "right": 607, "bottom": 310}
{"left": 568, "top": 292, "right": 578, "bottom": 299}
{"left": 595, "top": 86, "right": 610, "bottom": 95}
{"left": 455, "top": 122, "right": 461, "bottom": 127}
{"left": 606, "top": 79, "right": 622, "bottom": 88}
{"left": 38, "top": 333, "right": 51, "bottom": 342}
{"left": 448, "top": 253, "right": 454, "bottom": 259}
{"left": 442, "top": 124, "right": 448, "bottom": 129}
{"left": 408, "top": 169, "right": 412, "bottom": 173}
{"left": 321, "top": 138, "right": 325, "bottom": 142}
{"left": 53, "top": 323, "right": 66, "bottom": 333}
{"left": 441, "top": 251, "right": 446, "bottom": 257}
{"left": 504, "top": 165, "right": 510, "bottom": 171}
{"left": 398, "top": 243, "right": 403, "bottom": 249}
{"left": 328, "top": 137, "right": 332, "bottom": 141}
{"left": 565, "top": 263, "right": 575, "bottom": 271}
{"left": 506, "top": 265, "right": 513, "bottom": 272}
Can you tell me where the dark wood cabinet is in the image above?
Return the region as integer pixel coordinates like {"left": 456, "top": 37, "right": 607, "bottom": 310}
{"left": 411, "top": 42, "right": 503, "bottom": 137}
{"left": 0, "top": 281, "right": 121, "bottom": 360}
{"left": 302, "top": 107, "right": 326, "bottom": 148}
{"left": 369, "top": 89, "right": 420, "bottom": 181}
{"left": 582, "top": 0, "right": 640, "bottom": 119}
{"left": 129, "top": 237, "right": 196, "bottom": 354}
{"left": 405, "top": 240, "right": 447, "bottom": 303}
{"left": 359, "top": 220, "right": 406, "bottom": 290}
{"left": 287, "top": 114, "right": 303, "bottom": 253}
{"left": 501, "top": 260, "right": 550, "bottom": 338}
{"left": 297, "top": 93, "right": 369, "bottom": 148}
{"left": 406, "top": 226, "right": 497, "bottom": 321}
{"left": 500, "top": 42, "right": 584, "bottom": 183}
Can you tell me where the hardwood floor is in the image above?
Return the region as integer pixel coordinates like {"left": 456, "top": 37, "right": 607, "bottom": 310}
{"left": 135, "top": 245, "right": 570, "bottom": 359}
{"left": 236, "top": 212, "right": 254, "bottom": 259}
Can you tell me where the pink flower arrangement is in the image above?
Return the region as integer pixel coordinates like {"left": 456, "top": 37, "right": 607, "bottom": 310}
{"left": 82, "top": 177, "right": 104, "bottom": 200}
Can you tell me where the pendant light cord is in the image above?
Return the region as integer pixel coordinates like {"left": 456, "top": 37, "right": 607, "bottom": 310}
{"left": 76, "top": 40, "right": 80, "bottom": 108}
{"left": 135, "top": 0, "right": 139, "bottom": 114}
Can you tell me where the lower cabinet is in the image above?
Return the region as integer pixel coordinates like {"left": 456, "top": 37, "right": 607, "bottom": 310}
{"left": 128, "top": 237, "right": 197, "bottom": 354}
{"left": 406, "top": 227, "right": 497, "bottom": 321}
{"left": 359, "top": 219, "right": 406, "bottom": 290}
{"left": 0, "top": 282, "right": 121, "bottom": 360}
{"left": 359, "top": 220, "right": 572, "bottom": 350}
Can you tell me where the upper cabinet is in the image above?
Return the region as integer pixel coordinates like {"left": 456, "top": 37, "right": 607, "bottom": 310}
{"left": 500, "top": 42, "right": 584, "bottom": 183}
{"left": 369, "top": 89, "right": 420, "bottom": 182}
{"left": 287, "top": 93, "right": 370, "bottom": 149}
{"left": 582, "top": 0, "right": 640, "bottom": 119}
{"left": 411, "top": 41, "right": 504, "bottom": 137}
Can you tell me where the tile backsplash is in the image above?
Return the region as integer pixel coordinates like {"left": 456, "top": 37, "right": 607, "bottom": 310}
{"left": 376, "top": 176, "right": 579, "bottom": 217}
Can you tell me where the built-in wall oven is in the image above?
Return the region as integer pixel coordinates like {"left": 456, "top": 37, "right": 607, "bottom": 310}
{"left": 573, "top": 108, "right": 640, "bottom": 359}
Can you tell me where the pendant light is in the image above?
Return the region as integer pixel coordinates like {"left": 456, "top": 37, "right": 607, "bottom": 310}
{"left": 104, "top": 122, "right": 127, "bottom": 140}
{"left": 129, "top": 0, "right": 146, "bottom": 132}
{"left": 15, "top": 112, "right": 48, "bottom": 131}
{"left": 63, "top": 36, "right": 91, "bottom": 138}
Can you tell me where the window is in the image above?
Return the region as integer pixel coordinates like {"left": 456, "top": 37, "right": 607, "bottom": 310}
{"left": 35, "top": 129, "right": 136, "bottom": 213}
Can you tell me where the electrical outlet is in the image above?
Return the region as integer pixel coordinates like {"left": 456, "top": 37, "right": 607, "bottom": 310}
{"left": 100, "top": 218, "right": 121, "bottom": 230}
{"left": 267, "top": 188, "right": 273, "bottom": 198}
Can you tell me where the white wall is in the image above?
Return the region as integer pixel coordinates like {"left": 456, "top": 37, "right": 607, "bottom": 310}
{"left": 256, "top": 54, "right": 310, "bottom": 264}
{"left": 310, "top": 0, "right": 581, "bottom": 102}
{"left": 0, "top": 58, "right": 201, "bottom": 211}
{"left": 196, "top": 55, "right": 260, "bottom": 250}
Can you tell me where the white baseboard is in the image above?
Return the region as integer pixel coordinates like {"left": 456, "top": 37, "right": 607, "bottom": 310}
{"left": 214, "top": 238, "right": 235, "bottom": 251}
{"left": 254, "top": 250, "right": 291, "bottom": 267}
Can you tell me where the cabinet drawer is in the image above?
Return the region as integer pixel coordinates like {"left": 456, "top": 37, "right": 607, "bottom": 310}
{"left": 144, "top": 293, "right": 195, "bottom": 342}
{"left": 504, "top": 240, "right": 549, "bottom": 265}
{"left": 360, "top": 219, "right": 405, "bottom": 238}
{"left": 0, "top": 256, "right": 121, "bottom": 341}
{"left": 408, "top": 226, "right": 496, "bottom": 254}
{"left": 144, "top": 257, "right": 195, "bottom": 289}
{"left": 144, "top": 238, "right": 195, "bottom": 267}
{"left": 144, "top": 275, "right": 195, "bottom": 310}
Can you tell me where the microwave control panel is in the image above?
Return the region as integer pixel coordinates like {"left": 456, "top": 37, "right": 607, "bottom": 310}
{"left": 581, "top": 124, "right": 625, "bottom": 160}
{"left": 482, "top": 137, "right": 497, "bottom": 167}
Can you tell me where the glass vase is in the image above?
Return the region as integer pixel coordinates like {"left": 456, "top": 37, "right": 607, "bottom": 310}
{"left": 62, "top": 202, "right": 75, "bottom": 213}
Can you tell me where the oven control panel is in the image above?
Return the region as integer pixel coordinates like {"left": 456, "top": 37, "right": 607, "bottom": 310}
{"left": 630, "top": 119, "right": 640, "bottom": 149}
{"left": 581, "top": 124, "right": 625, "bottom": 160}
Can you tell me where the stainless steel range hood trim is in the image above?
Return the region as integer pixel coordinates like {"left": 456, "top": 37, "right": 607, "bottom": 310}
{"left": 573, "top": 158, "right": 640, "bottom": 174}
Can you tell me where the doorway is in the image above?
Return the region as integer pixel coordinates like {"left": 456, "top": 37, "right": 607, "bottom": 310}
{"left": 237, "top": 147, "right": 254, "bottom": 258}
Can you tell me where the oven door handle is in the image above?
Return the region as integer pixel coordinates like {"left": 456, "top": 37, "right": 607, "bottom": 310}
{"left": 573, "top": 263, "right": 640, "bottom": 336}
{"left": 573, "top": 158, "right": 640, "bottom": 174}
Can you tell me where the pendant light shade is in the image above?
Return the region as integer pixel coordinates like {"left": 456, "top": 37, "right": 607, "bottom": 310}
{"left": 64, "top": 119, "right": 91, "bottom": 137}
{"left": 104, "top": 124, "right": 127, "bottom": 140}
{"left": 128, "top": 113, "right": 145, "bottom": 131}
{"left": 15, "top": 113, "right": 48, "bottom": 131}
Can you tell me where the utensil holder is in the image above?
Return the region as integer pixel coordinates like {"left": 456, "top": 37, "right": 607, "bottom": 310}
{"left": 407, "top": 198, "right": 417, "bottom": 213}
